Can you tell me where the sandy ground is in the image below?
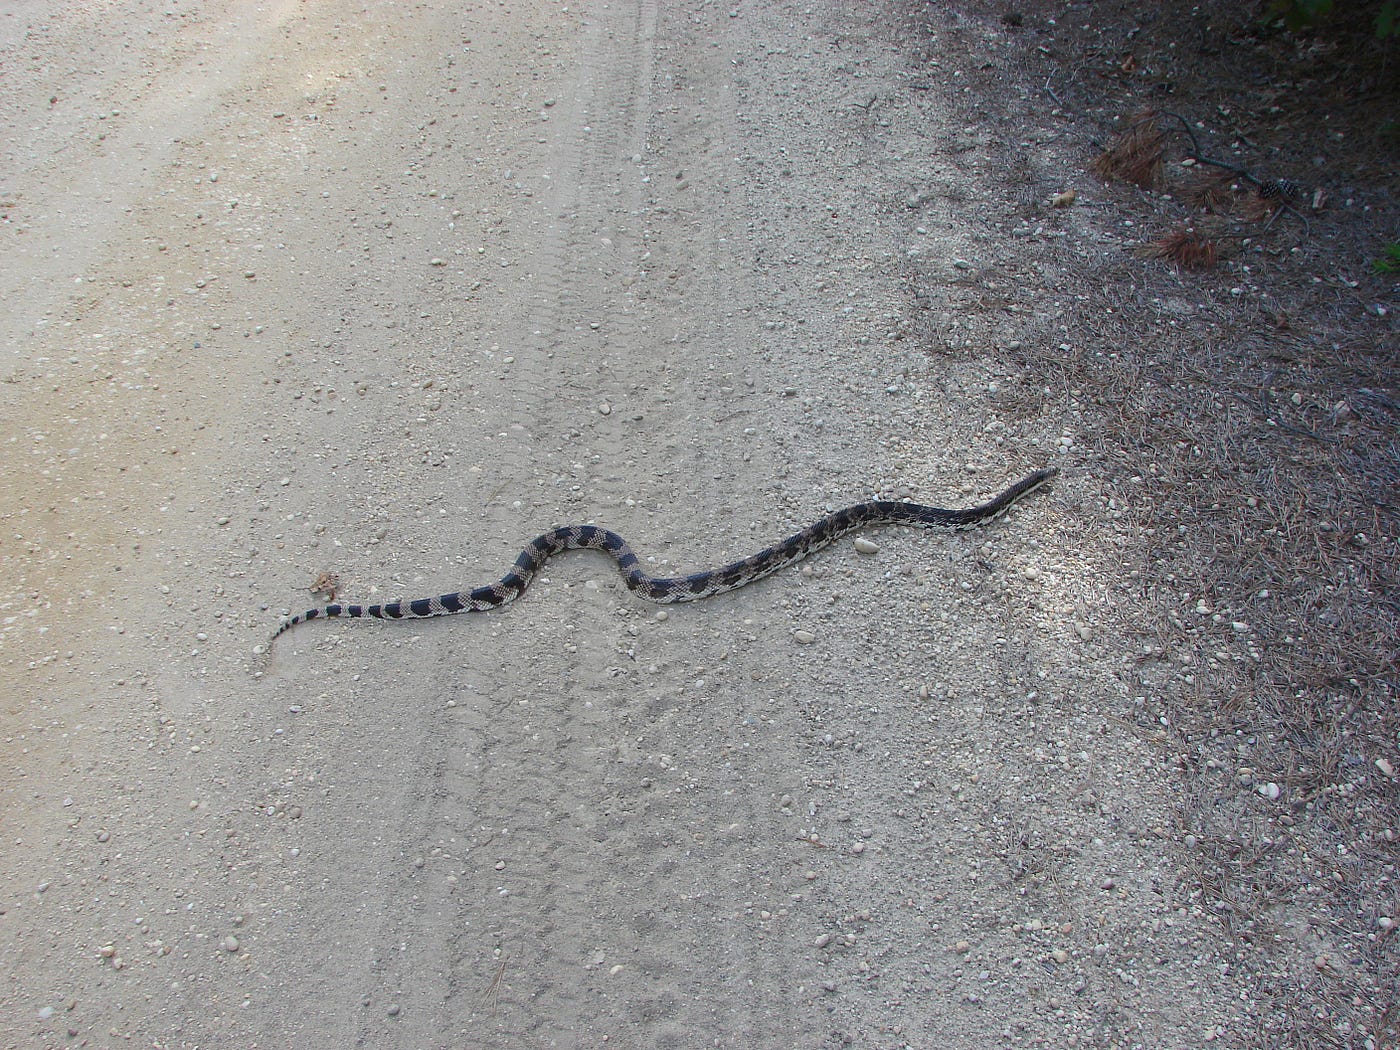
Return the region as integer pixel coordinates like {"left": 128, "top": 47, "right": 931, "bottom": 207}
{"left": 1, "top": 2, "right": 1271, "bottom": 1047}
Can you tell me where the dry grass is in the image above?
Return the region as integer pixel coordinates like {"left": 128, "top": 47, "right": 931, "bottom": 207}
{"left": 1136, "top": 224, "right": 1220, "bottom": 269}
{"left": 1092, "top": 109, "right": 1167, "bottom": 188}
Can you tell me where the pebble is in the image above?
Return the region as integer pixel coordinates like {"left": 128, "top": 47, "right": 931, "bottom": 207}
{"left": 814, "top": 933, "right": 833, "bottom": 948}
{"left": 852, "top": 537, "right": 879, "bottom": 554}
{"left": 793, "top": 629, "right": 816, "bottom": 644}
{"left": 221, "top": 935, "right": 240, "bottom": 953}
{"left": 598, "top": 402, "right": 612, "bottom": 415}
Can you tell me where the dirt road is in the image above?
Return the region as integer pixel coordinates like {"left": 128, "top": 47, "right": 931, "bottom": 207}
{"left": 3, "top": 2, "right": 1260, "bottom": 1046}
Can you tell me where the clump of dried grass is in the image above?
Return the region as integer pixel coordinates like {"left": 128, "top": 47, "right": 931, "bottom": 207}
{"left": 1135, "top": 225, "right": 1219, "bottom": 270}
{"left": 1092, "top": 109, "right": 1166, "bottom": 189}
{"left": 1182, "top": 170, "right": 1234, "bottom": 212}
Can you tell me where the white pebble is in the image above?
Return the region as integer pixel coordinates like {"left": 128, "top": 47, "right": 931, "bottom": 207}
{"left": 793, "top": 629, "right": 816, "bottom": 645}
{"left": 221, "top": 935, "right": 240, "bottom": 953}
{"left": 852, "top": 537, "right": 879, "bottom": 555}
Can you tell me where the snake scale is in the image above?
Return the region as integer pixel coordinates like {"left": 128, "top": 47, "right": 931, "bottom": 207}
{"left": 269, "top": 467, "right": 1057, "bottom": 648}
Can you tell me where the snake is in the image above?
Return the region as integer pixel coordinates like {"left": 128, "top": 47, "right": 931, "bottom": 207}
{"left": 268, "top": 467, "right": 1057, "bottom": 648}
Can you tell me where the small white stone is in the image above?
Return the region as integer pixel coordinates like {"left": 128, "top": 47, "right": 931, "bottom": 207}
{"left": 793, "top": 629, "right": 816, "bottom": 645}
{"left": 221, "top": 935, "right": 240, "bottom": 953}
{"left": 852, "top": 537, "right": 879, "bottom": 555}
{"left": 1376, "top": 757, "right": 1396, "bottom": 778}
{"left": 598, "top": 402, "right": 612, "bottom": 415}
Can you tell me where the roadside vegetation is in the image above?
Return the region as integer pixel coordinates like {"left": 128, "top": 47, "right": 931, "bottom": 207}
{"left": 903, "top": 1, "right": 1397, "bottom": 1043}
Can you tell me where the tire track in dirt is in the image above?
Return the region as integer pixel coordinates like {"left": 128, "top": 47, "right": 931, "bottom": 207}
{"left": 327, "top": 1, "right": 856, "bottom": 1043}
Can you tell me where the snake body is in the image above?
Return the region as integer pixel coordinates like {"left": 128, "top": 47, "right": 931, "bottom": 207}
{"left": 270, "top": 467, "right": 1056, "bottom": 647}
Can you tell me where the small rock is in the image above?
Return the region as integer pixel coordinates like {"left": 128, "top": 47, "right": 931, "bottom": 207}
{"left": 793, "top": 629, "right": 816, "bottom": 645}
{"left": 852, "top": 537, "right": 879, "bottom": 555}
{"left": 221, "top": 935, "right": 240, "bottom": 953}
{"left": 598, "top": 402, "right": 612, "bottom": 415}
